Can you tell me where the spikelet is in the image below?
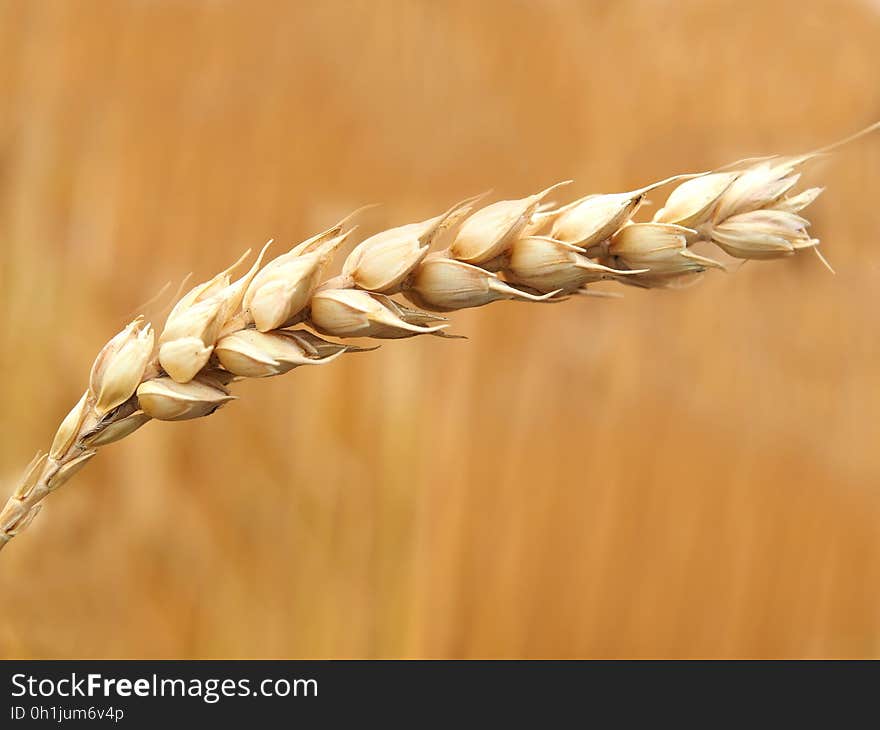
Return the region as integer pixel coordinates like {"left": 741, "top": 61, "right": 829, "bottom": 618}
{"left": 343, "top": 195, "right": 479, "bottom": 293}
{"left": 653, "top": 172, "right": 739, "bottom": 229}
{"left": 707, "top": 209, "right": 818, "bottom": 259}
{"left": 136, "top": 377, "right": 235, "bottom": 421}
{"left": 89, "top": 319, "right": 155, "bottom": 416}
{"left": 310, "top": 289, "right": 447, "bottom": 338}
{"left": 449, "top": 182, "right": 571, "bottom": 265}
{"left": 405, "top": 255, "right": 558, "bottom": 311}
{"left": 606, "top": 223, "right": 725, "bottom": 283}
{"left": 159, "top": 246, "right": 268, "bottom": 383}
{"left": 244, "top": 227, "right": 353, "bottom": 332}
{"left": 504, "top": 236, "right": 640, "bottom": 294}
{"left": 215, "top": 330, "right": 349, "bottom": 378}
{"left": 711, "top": 161, "right": 801, "bottom": 222}
{"left": 551, "top": 174, "right": 700, "bottom": 249}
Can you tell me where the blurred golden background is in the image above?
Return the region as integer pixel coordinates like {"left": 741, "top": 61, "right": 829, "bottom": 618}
{"left": 1, "top": 0, "right": 879, "bottom": 658}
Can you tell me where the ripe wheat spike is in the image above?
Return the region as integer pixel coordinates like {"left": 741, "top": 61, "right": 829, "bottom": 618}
{"left": 1, "top": 123, "right": 877, "bottom": 552}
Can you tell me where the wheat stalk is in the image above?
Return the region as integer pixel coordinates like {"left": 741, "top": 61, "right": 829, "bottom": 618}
{"left": 2, "top": 123, "right": 877, "bottom": 552}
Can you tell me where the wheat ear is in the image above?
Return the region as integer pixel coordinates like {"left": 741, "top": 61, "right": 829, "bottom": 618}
{"left": 2, "top": 124, "right": 877, "bottom": 552}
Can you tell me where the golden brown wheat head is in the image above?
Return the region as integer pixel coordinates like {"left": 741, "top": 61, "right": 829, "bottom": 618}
{"left": 1, "top": 122, "right": 877, "bottom": 552}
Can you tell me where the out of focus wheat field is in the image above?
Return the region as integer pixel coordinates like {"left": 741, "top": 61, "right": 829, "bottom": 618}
{"left": 1, "top": 0, "right": 879, "bottom": 658}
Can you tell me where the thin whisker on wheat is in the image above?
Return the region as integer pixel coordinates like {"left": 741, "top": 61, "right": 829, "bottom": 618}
{"left": 127, "top": 281, "right": 172, "bottom": 320}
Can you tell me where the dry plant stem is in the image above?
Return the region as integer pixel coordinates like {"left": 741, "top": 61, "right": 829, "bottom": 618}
{"left": 1, "top": 123, "right": 877, "bottom": 552}
{"left": 0, "top": 402, "right": 101, "bottom": 549}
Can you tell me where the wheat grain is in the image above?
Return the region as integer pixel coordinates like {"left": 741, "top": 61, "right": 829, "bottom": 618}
{"left": 1, "top": 123, "right": 877, "bottom": 552}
